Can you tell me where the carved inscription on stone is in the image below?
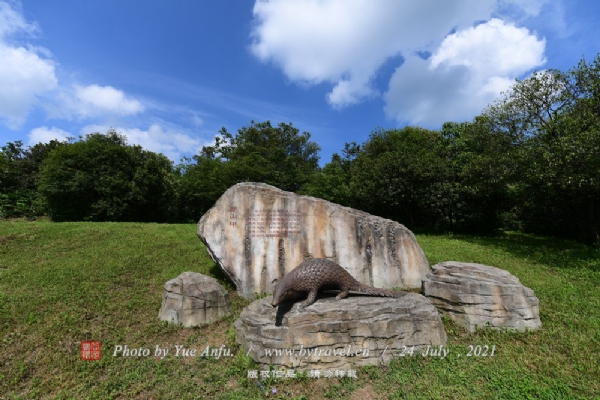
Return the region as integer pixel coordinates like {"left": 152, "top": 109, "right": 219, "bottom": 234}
{"left": 245, "top": 209, "right": 302, "bottom": 238}
{"left": 229, "top": 206, "right": 237, "bottom": 227}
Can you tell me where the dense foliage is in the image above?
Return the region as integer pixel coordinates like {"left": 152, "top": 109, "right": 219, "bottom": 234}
{"left": 1, "top": 139, "right": 67, "bottom": 219}
{"left": 303, "top": 122, "right": 513, "bottom": 235}
{"left": 38, "top": 130, "right": 178, "bottom": 222}
{"left": 478, "top": 56, "right": 600, "bottom": 244}
{"left": 350, "top": 127, "right": 447, "bottom": 228}
{"left": 176, "top": 120, "right": 321, "bottom": 222}
{"left": 1, "top": 55, "right": 599, "bottom": 244}
{"left": 304, "top": 54, "right": 600, "bottom": 244}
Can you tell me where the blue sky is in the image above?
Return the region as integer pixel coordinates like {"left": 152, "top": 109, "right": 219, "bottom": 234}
{"left": 1, "top": 0, "right": 599, "bottom": 165}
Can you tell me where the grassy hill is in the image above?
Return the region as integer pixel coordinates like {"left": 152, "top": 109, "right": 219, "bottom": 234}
{"left": 0, "top": 220, "right": 598, "bottom": 399}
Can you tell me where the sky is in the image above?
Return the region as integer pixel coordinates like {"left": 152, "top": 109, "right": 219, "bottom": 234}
{"left": 0, "top": 0, "right": 599, "bottom": 165}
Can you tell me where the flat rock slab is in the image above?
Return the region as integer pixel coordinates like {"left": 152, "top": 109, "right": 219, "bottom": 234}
{"left": 158, "top": 272, "right": 231, "bottom": 327}
{"left": 197, "top": 182, "right": 429, "bottom": 299}
{"left": 422, "top": 261, "right": 541, "bottom": 332}
{"left": 234, "top": 293, "right": 447, "bottom": 369}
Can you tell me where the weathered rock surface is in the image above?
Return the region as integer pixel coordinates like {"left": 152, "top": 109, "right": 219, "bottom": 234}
{"left": 158, "top": 272, "right": 230, "bottom": 327}
{"left": 197, "top": 182, "right": 430, "bottom": 299}
{"left": 234, "top": 293, "right": 447, "bottom": 369}
{"left": 422, "top": 261, "right": 541, "bottom": 332}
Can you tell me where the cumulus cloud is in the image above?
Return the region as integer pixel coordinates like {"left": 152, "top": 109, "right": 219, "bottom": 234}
{"left": 0, "top": 1, "right": 145, "bottom": 128}
{"left": 0, "top": 0, "right": 37, "bottom": 39}
{"left": 251, "top": 0, "right": 549, "bottom": 122}
{"left": 80, "top": 124, "right": 203, "bottom": 162}
{"left": 384, "top": 18, "right": 546, "bottom": 126}
{"left": 69, "top": 84, "right": 144, "bottom": 118}
{"left": 44, "top": 83, "right": 145, "bottom": 120}
{"left": 75, "top": 84, "right": 144, "bottom": 116}
{"left": 251, "top": 0, "right": 502, "bottom": 108}
{"left": 27, "top": 126, "right": 71, "bottom": 145}
{"left": 0, "top": 1, "right": 57, "bottom": 128}
{"left": 430, "top": 18, "right": 546, "bottom": 76}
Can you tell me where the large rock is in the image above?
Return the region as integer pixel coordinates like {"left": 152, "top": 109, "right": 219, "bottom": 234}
{"left": 422, "top": 261, "right": 541, "bottom": 332}
{"left": 197, "top": 182, "right": 429, "bottom": 299}
{"left": 234, "top": 293, "right": 447, "bottom": 369}
{"left": 158, "top": 272, "right": 231, "bottom": 327}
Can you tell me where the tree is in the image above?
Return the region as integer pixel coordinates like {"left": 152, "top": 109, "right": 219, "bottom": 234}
{"left": 176, "top": 155, "right": 228, "bottom": 222}
{"left": 39, "top": 129, "right": 179, "bottom": 222}
{"left": 0, "top": 139, "right": 67, "bottom": 218}
{"left": 479, "top": 54, "right": 600, "bottom": 244}
{"left": 203, "top": 120, "right": 321, "bottom": 192}
{"left": 177, "top": 120, "right": 322, "bottom": 221}
{"left": 348, "top": 127, "right": 449, "bottom": 229}
{"left": 299, "top": 142, "right": 359, "bottom": 207}
{"left": 439, "top": 120, "right": 514, "bottom": 233}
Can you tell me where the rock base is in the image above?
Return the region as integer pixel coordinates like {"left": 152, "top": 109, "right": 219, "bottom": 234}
{"left": 422, "top": 262, "right": 541, "bottom": 332}
{"left": 234, "top": 293, "right": 447, "bottom": 369}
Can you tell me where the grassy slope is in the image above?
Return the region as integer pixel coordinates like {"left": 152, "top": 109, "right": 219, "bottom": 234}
{"left": 0, "top": 220, "right": 598, "bottom": 399}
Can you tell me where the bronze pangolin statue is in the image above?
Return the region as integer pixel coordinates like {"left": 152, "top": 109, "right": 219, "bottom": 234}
{"left": 271, "top": 258, "right": 408, "bottom": 308}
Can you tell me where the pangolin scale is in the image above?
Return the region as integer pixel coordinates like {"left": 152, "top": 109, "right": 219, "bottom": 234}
{"left": 271, "top": 258, "right": 408, "bottom": 308}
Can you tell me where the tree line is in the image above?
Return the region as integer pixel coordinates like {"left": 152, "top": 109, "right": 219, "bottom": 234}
{"left": 1, "top": 55, "right": 599, "bottom": 245}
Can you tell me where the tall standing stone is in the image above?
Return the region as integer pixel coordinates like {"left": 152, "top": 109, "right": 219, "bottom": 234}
{"left": 197, "top": 183, "right": 429, "bottom": 299}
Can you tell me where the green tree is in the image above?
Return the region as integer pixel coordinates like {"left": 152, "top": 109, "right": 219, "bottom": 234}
{"left": 176, "top": 155, "right": 228, "bottom": 223}
{"left": 0, "top": 139, "right": 67, "bottom": 218}
{"left": 439, "top": 120, "right": 514, "bottom": 233}
{"left": 480, "top": 54, "right": 600, "bottom": 244}
{"left": 204, "top": 120, "right": 321, "bottom": 192}
{"left": 177, "top": 120, "right": 322, "bottom": 221}
{"left": 348, "top": 127, "right": 449, "bottom": 229}
{"left": 299, "top": 142, "right": 359, "bottom": 207}
{"left": 39, "top": 129, "right": 179, "bottom": 222}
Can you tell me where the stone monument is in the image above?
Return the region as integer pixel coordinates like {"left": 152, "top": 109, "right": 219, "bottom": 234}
{"left": 197, "top": 182, "right": 430, "bottom": 299}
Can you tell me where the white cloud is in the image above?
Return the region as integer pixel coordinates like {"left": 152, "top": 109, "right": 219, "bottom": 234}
{"left": 500, "top": 0, "right": 549, "bottom": 17}
{"left": 49, "top": 84, "right": 145, "bottom": 120}
{"left": 327, "top": 79, "right": 378, "bottom": 109}
{"left": 384, "top": 18, "right": 546, "bottom": 127}
{"left": 0, "top": 1, "right": 37, "bottom": 39}
{"left": 0, "top": 1, "right": 57, "bottom": 128}
{"left": 73, "top": 84, "right": 144, "bottom": 116}
{"left": 430, "top": 18, "right": 546, "bottom": 76}
{"left": 251, "top": 0, "right": 499, "bottom": 108}
{"left": 80, "top": 124, "right": 203, "bottom": 162}
{"left": 192, "top": 113, "right": 204, "bottom": 127}
{"left": 0, "top": 2, "right": 145, "bottom": 128}
{"left": 251, "top": 0, "right": 550, "bottom": 124}
{"left": 28, "top": 126, "right": 71, "bottom": 145}
{"left": 384, "top": 58, "right": 472, "bottom": 126}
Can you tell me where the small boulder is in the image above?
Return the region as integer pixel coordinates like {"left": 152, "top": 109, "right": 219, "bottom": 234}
{"left": 234, "top": 293, "right": 447, "bottom": 369}
{"left": 158, "top": 272, "right": 230, "bottom": 327}
{"left": 422, "top": 261, "right": 541, "bottom": 332}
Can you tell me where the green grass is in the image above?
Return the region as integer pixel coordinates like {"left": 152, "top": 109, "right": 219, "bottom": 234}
{"left": 0, "top": 220, "right": 599, "bottom": 399}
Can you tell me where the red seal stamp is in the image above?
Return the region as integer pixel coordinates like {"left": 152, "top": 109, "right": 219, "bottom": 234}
{"left": 81, "top": 341, "right": 101, "bottom": 360}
